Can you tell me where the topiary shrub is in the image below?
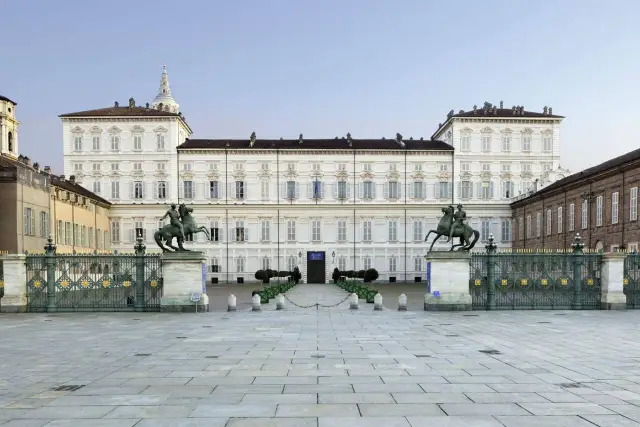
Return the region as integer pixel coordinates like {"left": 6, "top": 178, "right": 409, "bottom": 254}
{"left": 364, "top": 268, "right": 379, "bottom": 283}
{"left": 254, "top": 270, "right": 269, "bottom": 284}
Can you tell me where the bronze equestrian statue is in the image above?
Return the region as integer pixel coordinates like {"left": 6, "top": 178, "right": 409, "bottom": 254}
{"left": 424, "top": 204, "right": 480, "bottom": 252}
{"left": 154, "top": 204, "right": 210, "bottom": 252}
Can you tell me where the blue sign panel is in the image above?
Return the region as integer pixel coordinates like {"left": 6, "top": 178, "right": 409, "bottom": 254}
{"left": 426, "top": 261, "right": 431, "bottom": 293}
{"left": 308, "top": 252, "right": 324, "bottom": 261}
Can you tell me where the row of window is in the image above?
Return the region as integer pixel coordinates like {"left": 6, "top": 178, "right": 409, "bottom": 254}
{"left": 112, "top": 218, "right": 512, "bottom": 244}
{"left": 23, "top": 209, "right": 49, "bottom": 237}
{"left": 518, "top": 187, "right": 639, "bottom": 239}
{"left": 208, "top": 255, "right": 429, "bottom": 275}
{"left": 459, "top": 133, "right": 553, "bottom": 153}
{"left": 54, "top": 221, "right": 107, "bottom": 248}
{"left": 73, "top": 133, "right": 166, "bottom": 152}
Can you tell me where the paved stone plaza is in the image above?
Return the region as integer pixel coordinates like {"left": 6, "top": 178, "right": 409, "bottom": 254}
{"left": 3, "top": 284, "right": 640, "bottom": 426}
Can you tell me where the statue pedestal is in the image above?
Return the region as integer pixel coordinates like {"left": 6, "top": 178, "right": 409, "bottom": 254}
{"left": 424, "top": 251, "right": 472, "bottom": 311}
{"left": 161, "top": 251, "right": 209, "bottom": 313}
{"left": 0, "top": 254, "right": 28, "bottom": 313}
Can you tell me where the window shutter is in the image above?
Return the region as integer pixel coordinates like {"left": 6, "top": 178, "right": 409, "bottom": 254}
{"left": 230, "top": 227, "right": 235, "bottom": 242}
{"left": 492, "top": 219, "right": 500, "bottom": 239}
{"left": 346, "top": 183, "right": 351, "bottom": 198}
{"left": 500, "top": 181, "right": 505, "bottom": 199}
{"left": 476, "top": 182, "right": 482, "bottom": 198}
{"left": 490, "top": 182, "right": 495, "bottom": 199}
{"left": 398, "top": 182, "right": 402, "bottom": 198}
{"left": 320, "top": 182, "right": 325, "bottom": 198}
{"left": 129, "top": 182, "right": 134, "bottom": 199}
{"left": 455, "top": 182, "right": 461, "bottom": 199}
{"left": 410, "top": 182, "right": 415, "bottom": 199}
{"left": 307, "top": 181, "right": 313, "bottom": 199}
{"left": 142, "top": 182, "right": 148, "bottom": 199}
{"left": 153, "top": 181, "right": 158, "bottom": 199}
{"left": 421, "top": 182, "right": 427, "bottom": 199}
{"left": 165, "top": 183, "right": 170, "bottom": 200}
{"left": 435, "top": 182, "right": 441, "bottom": 199}
{"left": 332, "top": 183, "right": 337, "bottom": 199}
{"left": 294, "top": 182, "right": 299, "bottom": 199}
{"left": 243, "top": 181, "right": 248, "bottom": 199}
{"left": 356, "top": 183, "right": 362, "bottom": 199}
{"left": 179, "top": 182, "right": 184, "bottom": 199}
{"left": 196, "top": 182, "right": 204, "bottom": 199}
{"left": 23, "top": 209, "right": 27, "bottom": 234}
{"left": 244, "top": 227, "right": 249, "bottom": 242}
{"left": 384, "top": 182, "right": 389, "bottom": 199}
{"left": 219, "top": 226, "right": 224, "bottom": 242}
{"left": 129, "top": 228, "right": 135, "bottom": 243}
{"left": 227, "top": 182, "right": 233, "bottom": 199}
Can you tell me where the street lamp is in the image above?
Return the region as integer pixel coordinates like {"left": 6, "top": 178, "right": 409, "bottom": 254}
{"left": 298, "top": 251, "right": 302, "bottom": 261}
{"left": 332, "top": 251, "right": 335, "bottom": 263}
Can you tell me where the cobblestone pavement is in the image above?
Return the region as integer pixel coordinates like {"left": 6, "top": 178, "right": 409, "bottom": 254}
{"left": 3, "top": 284, "right": 640, "bottom": 426}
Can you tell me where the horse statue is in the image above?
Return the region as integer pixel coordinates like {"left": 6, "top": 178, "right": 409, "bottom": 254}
{"left": 154, "top": 203, "right": 210, "bottom": 252}
{"left": 423, "top": 204, "right": 480, "bottom": 252}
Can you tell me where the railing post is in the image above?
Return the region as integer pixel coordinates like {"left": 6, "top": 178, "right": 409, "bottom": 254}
{"left": 44, "top": 236, "right": 56, "bottom": 313}
{"left": 134, "top": 237, "right": 146, "bottom": 312}
{"left": 485, "top": 234, "right": 497, "bottom": 311}
{"left": 571, "top": 233, "right": 584, "bottom": 310}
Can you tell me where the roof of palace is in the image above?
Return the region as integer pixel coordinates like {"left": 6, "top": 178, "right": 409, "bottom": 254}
{"left": 512, "top": 147, "right": 640, "bottom": 205}
{"left": 50, "top": 175, "right": 111, "bottom": 206}
{"left": 59, "top": 105, "right": 182, "bottom": 118}
{"left": 432, "top": 102, "right": 564, "bottom": 138}
{"left": 178, "top": 137, "right": 453, "bottom": 151}
{"left": 0, "top": 95, "right": 17, "bottom": 105}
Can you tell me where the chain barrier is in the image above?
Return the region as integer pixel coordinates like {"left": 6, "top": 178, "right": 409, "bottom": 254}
{"left": 282, "top": 293, "right": 351, "bottom": 309}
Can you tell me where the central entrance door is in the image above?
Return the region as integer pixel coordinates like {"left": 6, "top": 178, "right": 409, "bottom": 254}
{"left": 306, "top": 251, "right": 326, "bottom": 284}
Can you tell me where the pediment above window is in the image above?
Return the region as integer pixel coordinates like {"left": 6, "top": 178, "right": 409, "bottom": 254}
{"left": 131, "top": 170, "right": 145, "bottom": 178}
{"left": 233, "top": 171, "right": 246, "bottom": 180}
{"left": 480, "top": 127, "right": 493, "bottom": 133}
{"left": 180, "top": 171, "right": 194, "bottom": 179}
{"left": 411, "top": 171, "right": 425, "bottom": 180}
{"left": 89, "top": 126, "right": 102, "bottom": 133}
{"left": 91, "top": 170, "right": 103, "bottom": 178}
{"left": 71, "top": 126, "right": 84, "bottom": 134}
{"left": 360, "top": 171, "right": 375, "bottom": 180}
{"left": 437, "top": 171, "right": 451, "bottom": 180}
{"left": 155, "top": 170, "right": 168, "bottom": 178}
{"left": 208, "top": 170, "right": 221, "bottom": 179}
{"left": 459, "top": 171, "right": 472, "bottom": 180}
{"left": 501, "top": 128, "right": 513, "bottom": 134}
{"left": 460, "top": 127, "right": 473, "bottom": 135}
{"left": 130, "top": 125, "right": 145, "bottom": 133}
{"left": 386, "top": 171, "right": 399, "bottom": 180}
{"left": 541, "top": 129, "right": 553, "bottom": 135}
{"left": 110, "top": 171, "right": 121, "bottom": 178}
{"left": 335, "top": 171, "right": 349, "bottom": 180}
{"left": 309, "top": 171, "right": 324, "bottom": 179}
{"left": 520, "top": 171, "right": 534, "bottom": 179}
{"left": 480, "top": 171, "right": 493, "bottom": 180}
{"left": 107, "top": 126, "right": 122, "bottom": 134}
{"left": 500, "top": 172, "right": 513, "bottom": 180}
{"left": 153, "top": 126, "right": 168, "bottom": 133}
{"left": 521, "top": 128, "right": 533, "bottom": 134}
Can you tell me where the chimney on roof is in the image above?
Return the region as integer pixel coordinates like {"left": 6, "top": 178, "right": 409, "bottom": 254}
{"left": 447, "top": 109, "right": 454, "bottom": 119}
{"left": 24, "top": 156, "right": 30, "bottom": 166}
{"left": 145, "top": 102, "right": 150, "bottom": 110}
{"left": 114, "top": 101, "right": 119, "bottom": 107}
{"left": 549, "top": 107, "right": 553, "bottom": 115}
{"left": 346, "top": 132, "right": 352, "bottom": 147}
{"left": 44, "top": 166, "right": 51, "bottom": 174}
{"left": 17, "top": 155, "right": 24, "bottom": 163}
{"left": 59, "top": 175, "right": 65, "bottom": 180}
{"left": 409, "top": 137, "right": 413, "bottom": 140}
{"left": 459, "top": 109, "right": 464, "bottom": 114}
{"left": 543, "top": 106, "right": 548, "bottom": 115}
{"left": 500, "top": 101, "right": 504, "bottom": 109}
{"left": 298, "top": 133, "right": 303, "bottom": 144}
{"left": 33, "top": 162, "right": 39, "bottom": 172}
{"left": 128, "top": 97, "right": 135, "bottom": 108}
{"left": 493, "top": 106, "right": 498, "bottom": 115}
{"left": 69, "top": 175, "right": 76, "bottom": 184}
{"left": 420, "top": 137, "right": 424, "bottom": 141}
{"left": 279, "top": 137, "right": 283, "bottom": 141}
{"left": 473, "top": 105, "right": 477, "bottom": 115}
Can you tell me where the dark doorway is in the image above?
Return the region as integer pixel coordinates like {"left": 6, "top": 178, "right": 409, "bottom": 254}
{"left": 306, "top": 251, "right": 326, "bottom": 284}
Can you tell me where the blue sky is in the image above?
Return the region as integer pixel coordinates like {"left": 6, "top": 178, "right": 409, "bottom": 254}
{"left": 2, "top": 0, "right": 638, "bottom": 173}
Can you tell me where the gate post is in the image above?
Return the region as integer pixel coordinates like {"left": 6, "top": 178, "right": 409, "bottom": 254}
{"left": 485, "top": 234, "right": 497, "bottom": 311}
{"left": 134, "top": 237, "right": 146, "bottom": 312}
{"left": 45, "top": 237, "right": 57, "bottom": 313}
{"left": 571, "top": 233, "right": 584, "bottom": 310}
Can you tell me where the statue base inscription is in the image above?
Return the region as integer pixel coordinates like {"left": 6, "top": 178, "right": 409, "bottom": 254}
{"left": 424, "top": 251, "right": 472, "bottom": 312}
{"left": 161, "top": 251, "right": 209, "bottom": 313}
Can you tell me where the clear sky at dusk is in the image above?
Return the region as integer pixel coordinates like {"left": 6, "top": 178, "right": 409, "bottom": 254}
{"left": 2, "top": 0, "right": 638, "bottom": 173}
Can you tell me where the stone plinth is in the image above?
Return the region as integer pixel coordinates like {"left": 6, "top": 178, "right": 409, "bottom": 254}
{"left": 424, "top": 251, "right": 472, "bottom": 311}
{"left": 0, "top": 254, "right": 27, "bottom": 313}
{"left": 601, "top": 252, "right": 626, "bottom": 310}
{"left": 161, "top": 251, "right": 209, "bottom": 313}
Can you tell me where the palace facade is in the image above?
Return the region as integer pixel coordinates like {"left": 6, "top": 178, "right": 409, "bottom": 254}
{"left": 61, "top": 67, "right": 566, "bottom": 283}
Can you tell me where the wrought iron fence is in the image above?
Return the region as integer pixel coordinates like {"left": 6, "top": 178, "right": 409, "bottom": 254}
{"left": 624, "top": 254, "right": 640, "bottom": 308}
{"left": 26, "top": 238, "right": 162, "bottom": 312}
{"left": 470, "top": 234, "right": 602, "bottom": 310}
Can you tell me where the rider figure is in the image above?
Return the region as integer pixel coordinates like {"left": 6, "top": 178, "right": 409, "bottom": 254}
{"left": 161, "top": 204, "right": 185, "bottom": 241}
{"left": 447, "top": 204, "right": 467, "bottom": 243}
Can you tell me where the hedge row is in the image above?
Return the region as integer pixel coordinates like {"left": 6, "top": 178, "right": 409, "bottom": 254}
{"left": 331, "top": 268, "right": 379, "bottom": 283}
{"left": 251, "top": 279, "right": 297, "bottom": 304}
{"left": 255, "top": 267, "right": 302, "bottom": 284}
{"left": 335, "top": 279, "right": 378, "bottom": 304}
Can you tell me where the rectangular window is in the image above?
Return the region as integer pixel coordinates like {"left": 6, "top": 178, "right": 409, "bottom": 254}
{"left": 362, "top": 220, "right": 372, "bottom": 242}
{"left": 286, "top": 163, "right": 295, "bottom": 173}
{"left": 261, "top": 257, "right": 270, "bottom": 271}
{"left": 337, "top": 220, "right": 347, "bottom": 242}
{"left": 536, "top": 212, "right": 542, "bottom": 237}
{"left": 460, "top": 162, "right": 470, "bottom": 172}
{"left": 24, "top": 208, "right": 34, "bottom": 235}
{"left": 596, "top": 196, "right": 603, "bottom": 226}
{"left": 57, "top": 220, "right": 63, "bottom": 244}
{"left": 387, "top": 182, "right": 399, "bottom": 199}
{"left": 311, "top": 219, "right": 321, "bottom": 242}
{"left": 156, "top": 134, "right": 165, "bottom": 150}
{"left": 543, "top": 163, "right": 553, "bottom": 172}
{"left": 133, "top": 162, "right": 142, "bottom": 171}
{"left": 337, "top": 181, "right": 347, "bottom": 199}
{"left": 92, "top": 163, "right": 101, "bottom": 171}
{"left": 502, "top": 181, "right": 514, "bottom": 198}
{"left": 632, "top": 187, "right": 638, "bottom": 221}
{"left": 81, "top": 225, "right": 87, "bottom": 246}
{"left": 133, "top": 135, "right": 142, "bottom": 150}
{"left": 481, "top": 135, "right": 491, "bottom": 152}
{"left": 582, "top": 200, "right": 589, "bottom": 229}
{"left": 569, "top": 203, "right": 575, "bottom": 231}
{"left": 413, "top": 219, "right": 423, "bottom": 242}
{"left": 389, "top": 256, "right": 397, "bottom": 273}
{"left": 287, "top": 220, "right": 296, "bottom": 242}
{"left": 461, "top": 134, "right": 470, "bottom": 151}
{"left": 286, "top": 181, "right": 296, "bottom": 199}
{"left": 74, "top": 136, "right": 83, "bottom": 151}
{"left": 526, "top": 215, "right": 532, "bottom": 238}
{"left": 501, "top": 135, "right": 511, "bottom": 152}
{"left": 518, "top": 217, "right": 524, "bottom": 240}
{"left": 612, "top": 192, "right": 619, "bottom": 225}
{"left": 413, "top": 181, "right": 424, "bottom": 199}
{"left": 362, "top": 164, "right": 372, "bottom": 172}
{"left": 65, "top": 221, "right": 71, "bottom": 244}
{"left": 111, "top": 181, "right": 120, "bottom": 199}
{"left": 235, "top": 181, "right": 245, "bottom": 200}
{"left": 338, "top": 257, "right": 347, "bottom": 272}
{"left": 235, "top": 220, "right": 245, "bottom": 242}
{"left": 438, "top": 163, "right": 450, "bottom": 172}
{"left": 438, "top": 182, "right": 450, "bottom": 199}
{"left": 543, "top": 136, "right": 553, "bottom": 153}
{"left": 521, "top": 135, "right": 531, "bottom": 152}
{"left": 89, "top": 227, "right": 94, "bottom": 248}
{"left": 236, "top": 257, "right": 245, "bottom": 273}
{"left": 183, "top": 181, "right": 193, "bottom": 199}
{"left": 287, "top": 256, "right": 296, "bottom": 272}
{"left": 414, "top": 257, "right": 422, "bottom": 273}
{"left": 110, "top": 135, "right": 120, "bottom": 150}
{"left": 312, "top": 180, "right": 323, "bottom": 199}
{"left": 460, "top": 181, "right": 473, "bottom": 199}
{"left": 39, "top": 211, "right": 48, "bottom": 238}
{"left": 501, "top": 163, "right": 511, "bottom": 173}
{"left": 134, "top": 181, "right": 144, "bottom": 199}
{"left": 480, "top": 181, "right": 492, "bottom": 200}
{"left": 388, "top": 219, "right": 398, "bottom": 242}
{"left": 501, "top": 219, "right": 511, "bottom": 242}
{"left": 557, "top": 206, "right": 563, "bottom": 234}
{"left": 209, "top": 221, "right": 219, "bottom": 242}
{"left": 363, "top": 256, "right": 372, "bottom": 270}
{"left": 134, "top": 221, "right": 144, "bottom": 241}
{"left": 111, "top": 163, "right": 119, "bottom": 171}
{"left": 157, "top": 181, "right": 166, "bottom": 199}
{"left": 74, "top": 224, "right": 80, "bottom": 245}
{"left": 413, "top": 163, "right": 423, "bottom": 172}
{"left": 546, "top": 209, "right": 552, "bottom": 235}
{"left": 93, "top": 181, "right": 101, "bottom": 195}
{"left": 522, "top": 163, "right": 532, "bottom": 172}
{"left": 481, "top": 219, "right": 490, "bottom": 242}
{"left": 261, "top": 220, "right": 270, "bottom": 242}
{"left": 183, "top": 163, "right": 192, "bottom": 171}
{"left": 92, "top": 136, "right": 100, "bottom": 150}
{"left": 261, "top": 181, "right": 269, "bottom": 199}
{"left": 209, "top": 181, "right": 219, "bottom": 199}
{"left": 73, "top": 163, "right": 83, "bottom": 172}
{"left": 363, "top": 181, "right": 374, "bottom": 199}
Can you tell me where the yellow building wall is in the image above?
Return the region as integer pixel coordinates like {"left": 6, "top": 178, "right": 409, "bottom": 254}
{"left": 50, "top": 190, "right": 111, "bottom": 254}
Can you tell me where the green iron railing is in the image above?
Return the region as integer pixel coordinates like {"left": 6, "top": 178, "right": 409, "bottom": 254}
{"left": 252, "top": 278, "right": 298, "bottom": 303}
{"left": 334, "top": 277, "right": 378, "bottom": 303}
{"left": 470, "top": 234, "right": 602, "bottom": 310}
{"left": 27, "top": 237, "right": 162, "bottom": 312}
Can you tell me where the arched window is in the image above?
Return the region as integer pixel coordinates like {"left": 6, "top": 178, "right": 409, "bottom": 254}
{"left": 7, "top": 131, "right": 13, "bottom": 151}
